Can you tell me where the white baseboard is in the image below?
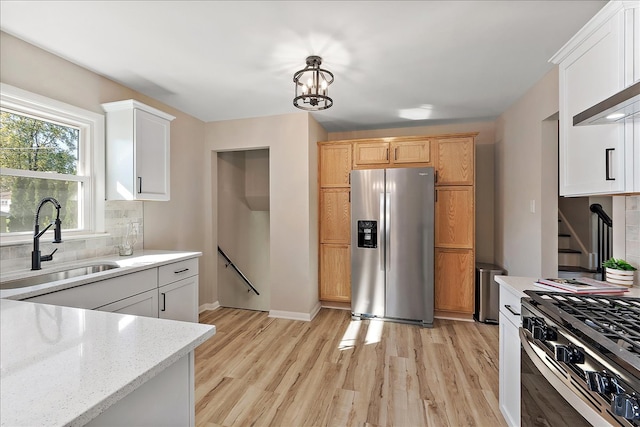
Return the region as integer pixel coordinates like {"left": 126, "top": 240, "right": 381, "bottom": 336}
{"left": 309, "top": 301, "right": 321, "bottom": 320}
{"left": 269, "top": 301, "right": 322, "bottom": 322}
{"left": 199, "top": 301, "right": 220, "bottom": 313}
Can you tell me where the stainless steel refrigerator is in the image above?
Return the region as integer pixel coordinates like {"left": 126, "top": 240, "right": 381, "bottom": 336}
{"left": 351, "top": 167, "right": 435, "bottom": 327}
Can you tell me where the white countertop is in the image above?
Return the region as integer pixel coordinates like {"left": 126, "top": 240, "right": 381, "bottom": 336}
{"left": 0, "top": 298, "right": 215, "bottom": 426}
{"left": 495, "top": 275, "right": 640, "bottom": 298}
{"left": 0, "top": 250, "right": 202, "bottom": 300}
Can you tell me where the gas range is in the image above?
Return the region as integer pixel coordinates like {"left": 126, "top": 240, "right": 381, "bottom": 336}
{"left": 521, "top": 290, "right": 640, "bottom": 426}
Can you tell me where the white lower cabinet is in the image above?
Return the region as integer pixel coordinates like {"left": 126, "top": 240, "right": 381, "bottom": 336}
{"left": 86, "top": 353, "right": 194, "bottom": 427}
{"left": 499, "top": 284, "right": 523, "bottom": 427}
{"left": 23, "top": 257, "right": 200, "bottom": 323}
{"left": 25, "top": 269, "right": 157, "bottom": 309}
{"left": 96, "top": 289, "right": 159, "bottom": 318}
{"left": 499, "top": 311, "right": 520, "bottom": 427}
{"left": 159, "top": 276, "right": 198, "bottom": 323}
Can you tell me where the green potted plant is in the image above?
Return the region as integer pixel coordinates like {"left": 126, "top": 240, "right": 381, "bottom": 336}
{"left": 602, "top": 257, "right": 637, "bottom": 287}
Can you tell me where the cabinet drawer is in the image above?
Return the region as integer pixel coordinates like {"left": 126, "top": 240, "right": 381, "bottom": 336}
{"left": 499, "top": 285, "right": 522, "bottom": 327}
{"left": 95, "top": 289, "right": 159, "bottom": 318}
{"left": 158, "top": 258, "right": 198, "bottom": 286}
{"left": 25, "top": 269, "right": 157, "bottom": 310}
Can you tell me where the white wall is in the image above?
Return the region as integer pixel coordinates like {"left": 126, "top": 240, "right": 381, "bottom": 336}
{"left": 204, "top": 113, "right": 326, "bottom": 319}
{"left": 495, "top": 68, "right": 559, "bottom": 277}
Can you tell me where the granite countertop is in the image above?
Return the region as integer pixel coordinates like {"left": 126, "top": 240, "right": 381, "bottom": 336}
{"left": 495, "top": 275, "right": 640, "bottom": 298}
{"left": 0, "top": 250, "right": 202, "bottom": 300}
{"left": 0, "top": 298, "right": 215, "bottom": 427}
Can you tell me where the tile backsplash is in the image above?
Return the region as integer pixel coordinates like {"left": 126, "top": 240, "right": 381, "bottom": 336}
{"left": 626, "top": 195, "right": 640, "bottom": 285}
{"left": 0, "top": 201, "right": 143, "bottom": 274}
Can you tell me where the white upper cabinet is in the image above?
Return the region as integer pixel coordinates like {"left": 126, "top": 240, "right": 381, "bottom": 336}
{"left": 102, "top": 100, "right": 175, "bottom": 201}
{"left": 551, "top": 2, "right": 639, "bottom": 196}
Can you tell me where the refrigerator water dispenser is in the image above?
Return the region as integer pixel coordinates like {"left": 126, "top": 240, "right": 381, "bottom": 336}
{"left": 357, "top": 220, "right": 377, "bottom": 248}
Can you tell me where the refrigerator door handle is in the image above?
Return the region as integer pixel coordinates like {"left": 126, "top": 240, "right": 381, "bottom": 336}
{"left": 385, "top": 192, "right": 391, "bottom": 271}
{"left": 380, "top": 192, "right": 385, "bottom": 271}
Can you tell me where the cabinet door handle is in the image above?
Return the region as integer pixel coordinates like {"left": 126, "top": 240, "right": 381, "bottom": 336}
{"left": 504, "top": 304, "right": 520, "bottom": 316}
{"left": 174, "top": 268, "right": 189, "bottom": 274}
{"left": 386, "top": 148, "right": 389, "bottom": 161}
{"left": 161, "top": 292, "right": 166, "bottom": 312}
{"left": 394, "top": 147, "right": 398, "bottom": 161}
{"left": 435, "top": 170, "right": 438, "bottom": 183}
{"left": 605, "top": 148, "right": 615, "bottom": 181}
{"left": 137, "top": 176, "right": 143, "bottom": 193}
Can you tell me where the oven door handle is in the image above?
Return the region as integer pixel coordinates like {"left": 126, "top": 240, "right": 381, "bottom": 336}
{"left": 504, "top": 304, "right": 520, "bottom": 316}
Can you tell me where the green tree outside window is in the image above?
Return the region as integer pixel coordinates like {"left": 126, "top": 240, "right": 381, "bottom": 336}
{"left": 0, "top": 111, "right": 80, "bottom": 233}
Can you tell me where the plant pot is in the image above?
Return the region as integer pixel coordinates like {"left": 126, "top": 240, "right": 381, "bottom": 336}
{"left": 605, "top": 267, "right": 635, "bottom": 287}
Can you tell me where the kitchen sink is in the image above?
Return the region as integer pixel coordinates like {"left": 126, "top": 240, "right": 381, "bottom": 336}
{"left": 0, "top": 262, "right": 121, "bottom": 290}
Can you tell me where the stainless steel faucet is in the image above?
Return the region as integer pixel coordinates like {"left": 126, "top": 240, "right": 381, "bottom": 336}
{"left": 32, "top": 197, "right": 63, "bottom": 270}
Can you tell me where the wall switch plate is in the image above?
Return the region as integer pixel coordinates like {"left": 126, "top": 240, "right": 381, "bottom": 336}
{"left": 530, "top": 199, "right": 536, "bottom": 214}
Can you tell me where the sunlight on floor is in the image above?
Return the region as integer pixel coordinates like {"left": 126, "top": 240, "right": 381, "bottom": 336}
{"left": 338, "top": 318, "right": 385, "bottom": 350}
{"left": 365, "top": 319, "right": 383, "bottom": 345}
{"left": 338, "top": 320, "right": 361, "bottom": 350}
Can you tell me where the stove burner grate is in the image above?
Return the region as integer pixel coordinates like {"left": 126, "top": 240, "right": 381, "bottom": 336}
{"left": 536, "top": 293, "right": 640, "bottom": 356}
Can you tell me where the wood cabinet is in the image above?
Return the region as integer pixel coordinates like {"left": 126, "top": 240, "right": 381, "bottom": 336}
{"left": 319, "top": 143, "right": 352, "bottom": 187}
{"left": 353, "top": 138, "right": 431, "bottom": 168}
{"left": 320, "top": 189, "right": 350, "bottom": 244}
{"left": 320, "top": 244, "right": 351, "bottom": 302}
{"left": 391, "top": 139, "right": 430, "bottom": 164}
{"left": 433, "top": 136, "right": 474, "bottom": 185}
{"left": 353, "top": 141, "right": 390, "bottom": 167}
{"left": 551, "top": 2, "right": 639, "bottom": 196}
{"left": 434, "top": 248, "right": 474, "bottom": 313}
{"left": 318, "top": 133, "right": 475, "bottom": 317}
{"left": 435, "top": 186, "right": 474, "bottom": 249}
{"left": 102, "top": 100, "right": 175, "bottom": 201}
{"left": 319, "top": 143, "right": 352, "bottom": 301}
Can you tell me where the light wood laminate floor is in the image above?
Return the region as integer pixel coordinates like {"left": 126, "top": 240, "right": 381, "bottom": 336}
{"left": 195, "top": 308, "right": 506, "bottom": 427}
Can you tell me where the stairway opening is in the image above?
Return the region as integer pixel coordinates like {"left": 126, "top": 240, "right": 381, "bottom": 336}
{"left": 217, "top": 149, "right": 270, "bottom": 311}
{"left": 557, "top": 195, "right": 612, "bottom": 279}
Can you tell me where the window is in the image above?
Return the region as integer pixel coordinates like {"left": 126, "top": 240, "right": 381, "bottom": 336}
{"left": 0, "top": 84, "right": 105, "bottom": 241}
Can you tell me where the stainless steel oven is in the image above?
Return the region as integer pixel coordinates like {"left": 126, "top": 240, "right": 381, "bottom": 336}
{"left": 520, "top": 291, "right": 639, "bottom": 426}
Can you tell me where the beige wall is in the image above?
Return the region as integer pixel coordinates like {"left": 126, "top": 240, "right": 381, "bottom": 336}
{"left": 495, "top": 68, "right": 560, "bottom": 277}
{"left": 329, "top": 120, "right": 497, "bottom": 264}
{"left": 204, "top": 113, "right": 325, "bottom": 318}
{"left": 0, "top": 32, "right": 207, "bottom": 288}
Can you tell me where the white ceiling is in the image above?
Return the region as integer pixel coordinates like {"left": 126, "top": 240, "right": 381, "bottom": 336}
{"left": 0, "top": 1, "right": 607, "bottom": 132}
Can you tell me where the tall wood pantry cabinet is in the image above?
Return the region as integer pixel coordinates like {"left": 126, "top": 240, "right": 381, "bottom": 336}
{"left": 318, "top": 133, "right": 476, "bottom": 319}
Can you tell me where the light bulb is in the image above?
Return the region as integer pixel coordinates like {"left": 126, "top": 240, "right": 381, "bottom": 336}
{"left": 307, "top": 78, "right": 313, "bottom": 89}
{"left": 606, "top": 112, "right": 626, "bottom": 120}
{"left": 320, "top": 80, "right": 328, "bottom": 90}
{"left": 301, "top": 84, "right": 308, "bottom": 95}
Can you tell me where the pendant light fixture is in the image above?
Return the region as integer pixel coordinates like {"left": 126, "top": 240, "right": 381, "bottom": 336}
{"left": 293, "top": 56, "right": 334, "bottom": 111}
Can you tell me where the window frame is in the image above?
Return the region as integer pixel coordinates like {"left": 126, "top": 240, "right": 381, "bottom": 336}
{"left": 0, "top": 83, "right": 105, "bottom": 243}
